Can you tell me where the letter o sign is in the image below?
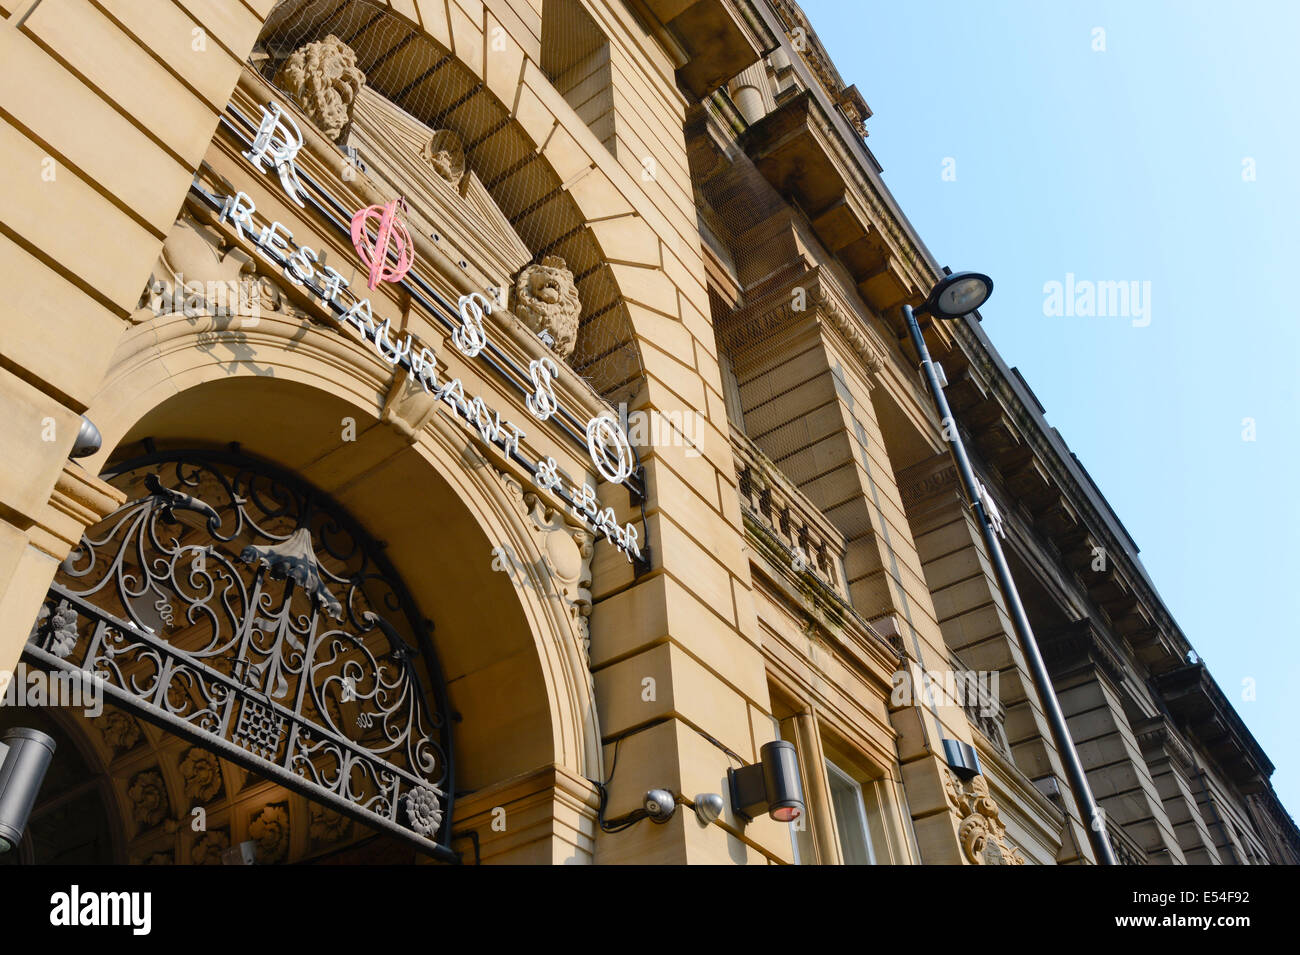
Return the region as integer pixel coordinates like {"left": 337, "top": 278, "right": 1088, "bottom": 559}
{"left": 586, "top": 415, "right": 634, "bottom": 484}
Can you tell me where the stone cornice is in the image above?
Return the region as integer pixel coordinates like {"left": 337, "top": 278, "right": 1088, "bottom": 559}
{"left": 736, "top": 18, "right": 933, "bottom": 298}
{"left": 723, "top": 265, "right": 889, "bottom": 380}
{"left": 768, "top": 0, "right": 871, "bottom": 137}
{"left": 946, "top": 316, "right": 1192, "bottom": 670}
{"left": 1133, "top": 714, "right": 1197, "bottom": 776}
{"left": 1039, "top": 618, "right": 1129, "bottom": 687}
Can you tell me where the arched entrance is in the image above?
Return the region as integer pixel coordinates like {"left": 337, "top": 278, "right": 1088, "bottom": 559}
{"left": 22, "top": 446, "right": 457, "bottom": 861}
{"left": 51, "top": 332, "right": 604, "bottom": 862}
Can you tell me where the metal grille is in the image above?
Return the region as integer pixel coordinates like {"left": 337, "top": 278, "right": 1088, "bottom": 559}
{"left": 24, "top": 450, "right": 455, "bottom": 860}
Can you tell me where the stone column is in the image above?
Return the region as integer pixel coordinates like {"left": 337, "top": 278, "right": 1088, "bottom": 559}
{"left": 1043, "top": 621, "right": 1188, "bottom": 863}
{"left": 721, "top": 269, "right": 982, "bottom": 863}
{"left": 1135, "top": 716, "right": 1224, "bottom": 864}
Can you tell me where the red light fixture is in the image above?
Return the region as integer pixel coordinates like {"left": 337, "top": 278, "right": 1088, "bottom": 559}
{"left": 727, "top": 740, "right": 806, "bottom": 824}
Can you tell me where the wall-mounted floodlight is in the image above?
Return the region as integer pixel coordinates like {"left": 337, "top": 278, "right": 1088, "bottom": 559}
{"left": 0, "top": 727, "right": 57, "bottom": 853}
{"left": 727, "top": 740, "right": 805, "bottom": 823}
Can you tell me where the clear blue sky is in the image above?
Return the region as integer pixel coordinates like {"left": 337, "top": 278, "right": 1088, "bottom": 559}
{"left": 801, "top": 0, "right": 1299, "bottom": 822}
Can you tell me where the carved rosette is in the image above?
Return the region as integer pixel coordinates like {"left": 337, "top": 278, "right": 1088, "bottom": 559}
{"left": 310, "top": 803, "right": 354, "bottom": 844}
{"left": 127, "top": 769, "right": 170, "bottom": 828}
{"left": 513, "top": 256, "right": 582, "bottom": 360}
{"left": 274, "top": 35, "right": 366, "bottom": 143}
{"left": 192, "top": 830, "right": 230, "bottom": 865}
{"left": 179, "top": 746, "right": 223, "bottom": 804}
{"left": 100, "top": 708, "right": 143, "bottom": 754}
{"left": 944, "top": 770, "right": 1026, "bottom": 865}
{"left": 250, "top": 803, "right": 290, "bottom": 863}
{"left": 404, "top": 786, "right": 444, "bottom": 837}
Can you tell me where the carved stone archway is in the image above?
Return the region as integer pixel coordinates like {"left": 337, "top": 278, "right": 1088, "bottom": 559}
{"left": 81, "top": 301, "right": 606, "bottom": 858}
{"left": 25, "top": 448, "right": 458, "bottom": 860}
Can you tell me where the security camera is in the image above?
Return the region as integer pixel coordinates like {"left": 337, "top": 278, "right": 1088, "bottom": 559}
{"left": 0, "top": 727, "right": 57, "bottom": 853}
{"left": 693, "top": 792, "right": 725, "bottom": 825}
{"left": 643, "top": 788, "right": 677, "bottom": 823}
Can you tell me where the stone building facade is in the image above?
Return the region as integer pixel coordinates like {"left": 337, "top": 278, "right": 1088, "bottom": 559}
{"left": 0, "top": 0, "right": 1294, "bottom": 865}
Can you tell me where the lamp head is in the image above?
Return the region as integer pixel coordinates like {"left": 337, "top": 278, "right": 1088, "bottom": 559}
{"left": 919, "top": 271, "right": 993, "bottom": 320}
{"left": 726, "top": 740, "right": 805, "bottom": 824}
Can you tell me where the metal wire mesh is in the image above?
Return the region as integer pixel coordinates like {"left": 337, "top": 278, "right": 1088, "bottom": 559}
{"left": 252, "top": 0, "right": 644, "bottom": 401}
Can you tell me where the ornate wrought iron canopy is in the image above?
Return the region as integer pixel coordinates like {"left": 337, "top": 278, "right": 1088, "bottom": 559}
{"left": 25, "top": 449, "right": 457, "bottom": 861}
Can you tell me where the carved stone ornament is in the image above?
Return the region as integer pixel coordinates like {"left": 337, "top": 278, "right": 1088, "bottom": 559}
{"left": 250, "top": 803, "right": 291, "bottom": 863}
{"left": 945, "top": 769, "right": 1026, "bottom": 865}
{"left": 493, "top": 470, "right": 595, "bottom": 656}
{"left": 127, "top": 769, "right": 170, "bottom": 828}
{"left": 310, "top": 803, "right": 353, "bottom": 844}
{"left": 422, "top": 129, "right": 467, "bottom": 193}
{"left": 405, "top": 786, "right": 444, "bottom": 837}
{"left": 179, "top": 746, "right": 223, "bottom": 803}
{"left": 29, "top": 599, "right": 78, "bottom": 658}
{"left": 137, "top": 210, "right": 300, "bottom": 326}
{"left": 192, "top": 830, "right": 230, "bottom": 865}
{"left": 513, "top": 256, "right": 582, "bottom": 360}
{"left": 274, "top": 35, "right": 366, "bottom": 143}
{"left": 100, "top": 708, "right": 143, "bottom": 754}
{"left": 381, "top": 366, "right": 442, "bottom": 444}
{"left": 728, "top": 270, "right": 887, "bottom": 380}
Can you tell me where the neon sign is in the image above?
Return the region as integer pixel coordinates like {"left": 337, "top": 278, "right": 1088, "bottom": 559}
{"left": 207, "top": 102, "right": 646, "bottom": 563}
{"left": 350, "top": 197, "right": 415, "bottom": 290}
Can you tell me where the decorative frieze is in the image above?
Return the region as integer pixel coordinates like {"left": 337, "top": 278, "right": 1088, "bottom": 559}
{"left": 723, "top": 267, "right": 889, "bottom": 382}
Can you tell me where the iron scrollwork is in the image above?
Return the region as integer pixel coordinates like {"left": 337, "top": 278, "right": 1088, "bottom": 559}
{"left": 26, "top": 450, "right": 454, "bottom": 858}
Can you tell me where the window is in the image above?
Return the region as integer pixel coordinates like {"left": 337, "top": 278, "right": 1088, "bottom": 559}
{"left": 773, "top": 686, "right": 914, "bottom": 865}
{"left": 826, "top": 760, "right": 876, "bottom": 865}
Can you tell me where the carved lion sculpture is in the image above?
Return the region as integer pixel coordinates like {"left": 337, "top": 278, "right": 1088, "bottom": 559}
{"left": 274, "top": 35, "right": 366, "bottom": 142}
{"left": 422, "top": 129, "right": 467, "bottom": 193}
{"left": 513, "top": 256, "right": 582, "bottom": 359}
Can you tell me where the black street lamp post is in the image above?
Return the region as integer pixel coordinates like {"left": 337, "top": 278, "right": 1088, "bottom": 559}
{"left": 904, "top": 271, "right": 1117, "bottom": 866}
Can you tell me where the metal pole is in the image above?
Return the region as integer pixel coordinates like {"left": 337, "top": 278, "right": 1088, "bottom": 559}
{"left": 904, "top": 304, "right": 1117, "bottom": 866}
